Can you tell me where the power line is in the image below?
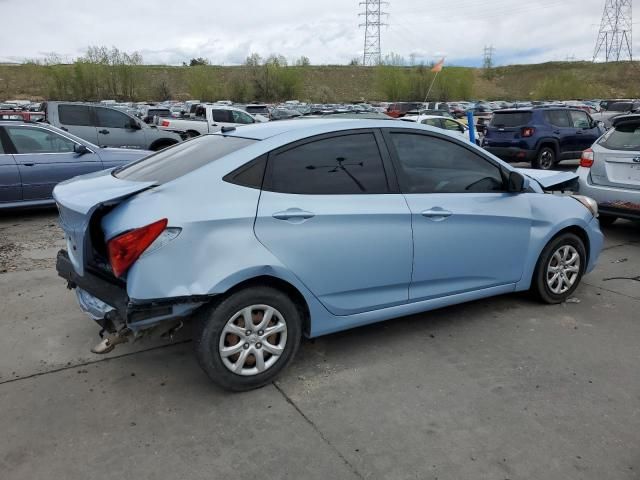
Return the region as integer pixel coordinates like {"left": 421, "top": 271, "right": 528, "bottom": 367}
{"left": 593, "top": 0, "right": 633, "bottom": 62}
{"left": 359, "top": 0, "right": 388, "bottom": 66}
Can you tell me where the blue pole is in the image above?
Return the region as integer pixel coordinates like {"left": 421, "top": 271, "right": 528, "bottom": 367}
{"left": 466, "top": 110, "right": 476, "bottom": 145}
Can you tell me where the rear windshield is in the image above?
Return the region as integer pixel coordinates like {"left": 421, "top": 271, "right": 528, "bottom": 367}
{"left": 608, "top": 102, "right": 632, "bottom": 112}
{"left": 114, "top": 134, "right": 256, "bottom": 183}
{"left": 147, "top": 109, "right": 171, "bottom": 117}
{"left": 600, "top": 123, "right": 640, "bottom": 150}
{"left": 490, "top": 112, "right": 532, "bottom": 127}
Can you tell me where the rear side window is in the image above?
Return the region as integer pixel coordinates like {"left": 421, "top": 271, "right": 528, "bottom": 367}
{"left": 58, "top": 105, "right": 92, "bottom": 126}
{"left": 114, "top": 134, "right": 256, "bottom": 184}
{"left": 544, "top": 110, "right": 571, "bottom": 127}
{"left": 490, "top": 112, "right": 532, "bottom": 127}
{"left": 600, "top": 123, "right": 640, "bottom": 150}
{"left": 265, "top": 133, "right": 388, "bottom": 194}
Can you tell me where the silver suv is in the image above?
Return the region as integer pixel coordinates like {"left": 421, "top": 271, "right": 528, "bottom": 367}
{"left": 45, "top": 102, "right": 182, "bottom": 151}
{"left": 577, "top": 114, "right": 640, "bottom": 224}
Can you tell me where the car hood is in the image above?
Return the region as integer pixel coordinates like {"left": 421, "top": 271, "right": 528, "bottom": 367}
{"left": 516, "top": 168, "right": 579, "bottom": 190}
{"left": 96, "top": 147, "right": 151, "bottom": 163}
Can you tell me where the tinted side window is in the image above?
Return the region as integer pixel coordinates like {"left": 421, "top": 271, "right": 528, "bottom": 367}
{"left": 58, "top": 105, "right": 92, "bottom": 126}
{"left": 223, "top": 155, "right": 267, "bottom": 189}
{"left": 544, "top": 110, "right": 571, "bottom": 127}
{"left": 95, "top": 107, "right": 132, "bottom": 129}
{"left": 211, "top": 110, "right": 233, "bottom": 123}
{"left": 266, "top": 133, "right": 388, "bottom": 195}
{"left": 389, "top": 133, "right": 504, "bottom": 194}
{"left": 5, "top": 126, "right": 76, "bottom": 154}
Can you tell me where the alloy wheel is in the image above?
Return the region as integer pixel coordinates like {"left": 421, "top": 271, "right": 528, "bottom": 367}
{"left": 218, "top": 305, "right": 288, "bottom": 376}
{"left": 539, "top": 150, "right": 554, "bottom": 169}
{"left": 546, "top": 245, "right": 581, "bottom": 294}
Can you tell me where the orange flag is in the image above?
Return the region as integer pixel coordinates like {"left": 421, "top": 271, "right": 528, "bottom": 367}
{"left": 431, "top": 57, "right": 445, "bottom": 73}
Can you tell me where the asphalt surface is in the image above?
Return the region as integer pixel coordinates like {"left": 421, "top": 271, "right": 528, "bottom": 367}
{"left": 1, "top": 202, "right": 638, "bottom": 480}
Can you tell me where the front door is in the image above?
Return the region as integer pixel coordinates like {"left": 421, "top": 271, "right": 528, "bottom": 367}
{"left": 3, "top": 125, "right": 103, "bottom": 200}
{"left": 255, "top": 130, "right": 413, "bottom": 316}
{"left": 569, "top": 110, "right": 600, "bottom": 152}
{"left": 94, "top": 106, "right": 146, "bottom": 149}
{"left": 383, "top": 130, "right": 532, "bottom": 301}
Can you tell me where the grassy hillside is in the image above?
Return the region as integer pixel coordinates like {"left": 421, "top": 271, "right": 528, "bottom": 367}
{"left": 1, "top": 61, "right": 640, "bottom": 102}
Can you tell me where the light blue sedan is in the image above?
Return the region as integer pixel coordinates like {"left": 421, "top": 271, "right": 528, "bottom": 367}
{"left": 53, "top": 119, "right": 604, "bottom": 391}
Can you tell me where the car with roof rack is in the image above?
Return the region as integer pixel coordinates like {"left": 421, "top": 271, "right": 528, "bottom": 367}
{"left": 483, "top": 107, "right": 604, "bottom": 169}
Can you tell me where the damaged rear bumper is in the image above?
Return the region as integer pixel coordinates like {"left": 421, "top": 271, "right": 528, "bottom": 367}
{"left": 56, "top": 249, "right": 206, "bottom": 333}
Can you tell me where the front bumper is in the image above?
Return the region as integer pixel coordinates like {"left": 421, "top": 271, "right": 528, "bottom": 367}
{"left": 56, "top": 249, "right": 205, "bottom": 333}
{"left": 484, "top": 146, "right": 536, "bottom": 163}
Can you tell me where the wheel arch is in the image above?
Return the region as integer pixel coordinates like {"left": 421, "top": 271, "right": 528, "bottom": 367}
{"left": 219, "top": 275, "right": 312, "bottom": 337}
{"left": 536, "top": 138, "right": 560, "bottom": 156}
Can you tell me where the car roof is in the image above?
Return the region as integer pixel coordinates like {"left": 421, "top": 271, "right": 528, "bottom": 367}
{"left": 223, "top": 118, "right": 440, "bottom": 141}
{"left": 611, "top": 114, "right": 640, "bottom": 127}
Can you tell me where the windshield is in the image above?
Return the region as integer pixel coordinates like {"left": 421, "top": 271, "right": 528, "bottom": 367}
{"left": 490, "top": 112, "right": 532, "bottom": 127}
{"left": 114, "top": 134, "right": 257, "bottom": 183}
{"left": 600, "top": 122, "right": 640, "bottom": 150}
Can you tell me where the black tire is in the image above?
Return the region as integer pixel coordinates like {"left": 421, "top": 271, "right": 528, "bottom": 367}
{"left": 598, "top": 214, "right": 617, "bottom": 226}
{"left": 533, "top": 146, "right": 556, "bottom": 170}
{"left": 193, "top": 286, "right": 302, "bottom": 392}
{"left": 531, "top": 232, "right": 586, "bottom": 304}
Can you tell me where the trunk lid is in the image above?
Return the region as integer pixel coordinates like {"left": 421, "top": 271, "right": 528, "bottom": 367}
{"left": 53, "top": 169, "right": 156, "bottom": 276}
{"left": 591, "top": 149, "right": 640, "bottom": 190}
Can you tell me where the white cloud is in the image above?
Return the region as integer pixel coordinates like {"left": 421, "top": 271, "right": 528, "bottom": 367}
{"left": 0, "top": 0, "right": 626, "bottom": 65}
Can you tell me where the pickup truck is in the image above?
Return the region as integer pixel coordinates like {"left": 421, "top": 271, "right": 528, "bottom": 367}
{"left": 156, "top": 104, "right": 262, "bottom": 138}
{"left": 45, "top": 102, "right": 182, "bottom": 151}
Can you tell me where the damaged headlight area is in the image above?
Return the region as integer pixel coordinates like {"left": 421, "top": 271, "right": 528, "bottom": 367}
{"left": 571, "top": 195, "right": 599, "bottom": 217}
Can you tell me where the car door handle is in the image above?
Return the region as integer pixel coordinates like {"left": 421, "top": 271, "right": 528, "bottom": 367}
{"left": 553, "top": 130, "right": 561, "bottom": 134}
{"left": 23, "top": 163, "right": 35, "bottom": 167}
{"left": 60, "top": 127, "right": 68, "bottom": 131}
{"left": 421, "top": 208, "right": 453, "bottom": 220}
{"left": 576, "top": 130, "right": 584, "bottom": 134}
{"left": 99, "top": 129, "right": 110, "bottom": 134}
{"left": 272, "top": 209, "right": 315, "bottom": 221}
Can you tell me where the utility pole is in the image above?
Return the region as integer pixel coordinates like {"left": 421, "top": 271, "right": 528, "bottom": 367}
{"left": 593, "top": 0, "right": 633, "bottom": 62}
{"left": 359, "top": 0, "right": 388, "bottom": 66}
{"left": 483, "top": 45, "right": 495, "bottom": 69}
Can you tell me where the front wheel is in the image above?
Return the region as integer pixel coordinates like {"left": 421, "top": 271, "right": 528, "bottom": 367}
{"left": 193, "top": 286, "right": 302, "bottom": 391}
{"left": 531, "top": 233, "right": 586, "bottom": 304}
{"left": 533, "top": 146, "right": 556, "bottom": 170}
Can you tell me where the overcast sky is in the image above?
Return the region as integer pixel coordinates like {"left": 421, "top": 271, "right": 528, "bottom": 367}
{"left": 0, "top": 0, "right": 626, "bottom": 66}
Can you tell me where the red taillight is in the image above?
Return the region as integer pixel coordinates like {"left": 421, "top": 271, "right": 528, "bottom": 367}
{"left": 580, "top": 148, "right": 594, "bottom": 168}
{"left": 161, "top": 120, "right": 170, "bottom": 127}
{"left": 107, "top": 219, "right": 168, "bottom": 277}
{"left": 521, "top": 127, "right": 535, "bottom": 137}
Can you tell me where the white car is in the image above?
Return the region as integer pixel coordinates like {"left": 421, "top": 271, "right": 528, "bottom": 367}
{"left": 157, "top": 105, "right": 261, "bottom": 138}
{"left": 401, "top": 115, "right": 480, "bottom": 145}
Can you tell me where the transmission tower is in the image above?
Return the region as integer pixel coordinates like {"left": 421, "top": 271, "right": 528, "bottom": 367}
{"left": 483, "top": 45, "right": 495, "bottom": 69}
{"left": 359, "top": 1, "right": 388, "bottom": 66}
{"left": 593, "top": 0, "right": 633, "bottom": 62}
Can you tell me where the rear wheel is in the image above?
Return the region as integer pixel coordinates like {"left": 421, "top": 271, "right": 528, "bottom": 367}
{"left": 531, "top": 233, "right": 586, "bottom": 304}
{"left": 193, "top": 286, "right": 302, "bottom": 391}
{"left": 533, "top": 146, "right": 556, "bottom": 170}
{"left": 598, "top": 214, "right": 617, "bottom": 226}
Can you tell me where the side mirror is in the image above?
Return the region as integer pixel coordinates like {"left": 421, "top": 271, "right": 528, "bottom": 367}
{"left": 73, "top": 144, "right": 89, "bottom": 155}
{"left": 128, "top": 119, "right": 141, "bottom": 130}
{"left": 507, "top": 171, "right": 526, "bottom": 193}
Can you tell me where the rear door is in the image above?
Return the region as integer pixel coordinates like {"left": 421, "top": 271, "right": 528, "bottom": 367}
{"left": 3, "top": 125, "right": 102, "bottom": 200}
{"left": 254, "top": 130, "right": 413, "bottom": 316}
{"left": 57, "top": 104, "right": 98, "bottom": 144}
{"left": 94, "top": 106, "right": 146, "bottom": 149}
{"left": 543, "top": 110, "right": 574, "bottom": 157}
{"left": 0, "top": 130, "right": 21, "bottom": 203}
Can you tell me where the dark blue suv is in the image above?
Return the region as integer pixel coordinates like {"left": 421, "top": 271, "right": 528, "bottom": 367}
{"left": 482, "top": 108, "right": 605, "bottom": 169}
